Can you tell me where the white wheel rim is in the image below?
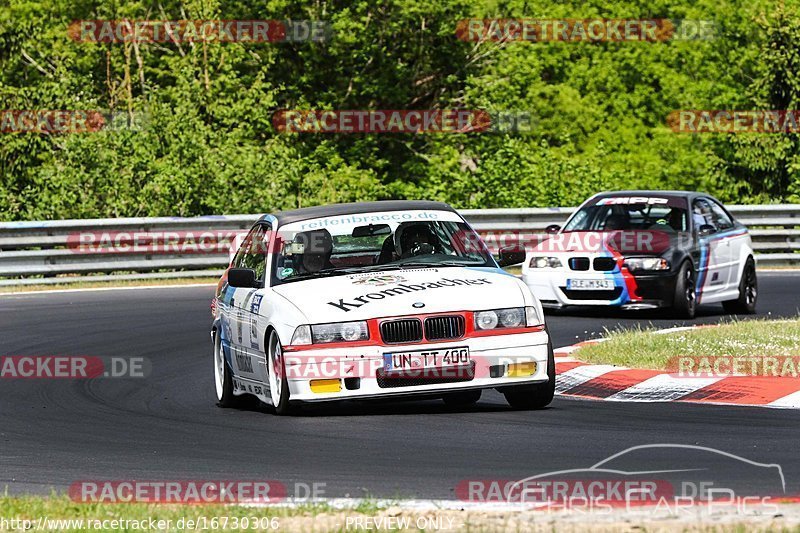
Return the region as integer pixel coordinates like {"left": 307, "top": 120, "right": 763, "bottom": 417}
{"left": 213, "top": 333, "right": 225, "bottom": 401}
{"left": 268, "top": 334, "right": 283, "bottom": 406}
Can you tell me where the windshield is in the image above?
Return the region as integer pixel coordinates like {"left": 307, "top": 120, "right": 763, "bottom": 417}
{"left": 271, "top": 209, "right": 495, "bottom": 284}
{"left": 563, "top": 197, "right": 689, "bottom": 233}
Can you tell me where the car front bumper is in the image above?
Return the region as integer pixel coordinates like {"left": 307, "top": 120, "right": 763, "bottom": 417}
{"left": 522, "top": 269, "right": 679, "bottom": 309}
{"left": 281, "top": 329, "right": 550, "bottom": 403}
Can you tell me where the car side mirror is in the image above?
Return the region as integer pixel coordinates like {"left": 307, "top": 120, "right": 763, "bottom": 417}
{"left": 545, "top": 224, "right": 561, "bottom": 234}
{"left": 497, "top": 245, "right": 526, "bottom": 267}
{"left": 228, "top": 268, "right": 259, "bottom": 288}
{"left": 697, "top": 224, "right": 716, "bottom": 237}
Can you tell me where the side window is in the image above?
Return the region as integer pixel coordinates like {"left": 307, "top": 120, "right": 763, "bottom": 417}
{"left": 240, "top": 225, "right": 270, "bottom": 282}
{"left": 233, "top": 225, "right": 270, "bottom": 282}
{"left": 708, "top": 200, "right": 734, "bottom": 231}
{"left": 564, "top": 209, "right": 589, "bottom": 231}
{"left": 255, "top": 228, "right": 272, "bottom": 280}
{"left": 692, "top": 199, "right": 715, "bottom": 232}
{"left": 232, "top": 231, "right": 254, "bottom": 268}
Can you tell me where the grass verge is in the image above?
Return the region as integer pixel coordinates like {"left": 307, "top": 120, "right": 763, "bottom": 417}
{"left": 1, "top": 495, "right": 798, "bottom": 532}
{"left": 0, "top": 495, "right": 386, "bottom": 532}
{"left": 0, "top": 277, "right": 218, "bottom": 294}
{"left": 575, "top": 318, "right": 800, "bottom": 371}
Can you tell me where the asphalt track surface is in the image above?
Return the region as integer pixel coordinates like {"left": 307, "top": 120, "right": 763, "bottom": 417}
{"left": 1, "top": 271, "right": 799, "bottom": 500}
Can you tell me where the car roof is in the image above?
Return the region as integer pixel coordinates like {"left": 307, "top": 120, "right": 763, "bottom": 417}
{"left": 591, "top": 190, "right": 716, "bottom": 200}
{"left": 261, "top": 200, "right": 457, "bottom": 226}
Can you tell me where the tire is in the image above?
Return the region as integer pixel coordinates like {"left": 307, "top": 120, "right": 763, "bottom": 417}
{"left": 672, "top": 261, "right": 697, "bottom": 319}
{"left": 213, "top": 330, "right": 242, "bottom": 408}
{"left": 723, "top": 257, "right": 757, "bottom": 314}
{"left": 502, "top": 329, "right": 555, "bottom": 410}
{"left": 442, "top": 389, "right": 482, "bottom": 408}
{"left": 267, "top": 330, "right": 293, "bottom": 415}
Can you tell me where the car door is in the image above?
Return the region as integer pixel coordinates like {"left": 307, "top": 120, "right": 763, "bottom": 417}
{"left": 692, "top": 198, "right": 730, "bottom": 300}
{"left": 226, "top": 224, "right": 271, "bottom": 385}
{"left": 707, "top": 198, "right": 747, "bottom": 290}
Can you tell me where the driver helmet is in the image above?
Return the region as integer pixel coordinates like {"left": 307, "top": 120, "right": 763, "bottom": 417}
{"left": 292, "top": 229, "right": 333, "bottom": 273}
{"left": 395, "top": 222, "right": 438, "bottom": 258}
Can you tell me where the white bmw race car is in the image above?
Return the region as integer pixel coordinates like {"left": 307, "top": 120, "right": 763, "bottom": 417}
{"left": 212, "top": 200, "right": 553, "bottom": 415}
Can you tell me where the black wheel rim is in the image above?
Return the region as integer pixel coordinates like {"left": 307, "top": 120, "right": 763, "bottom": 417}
{"left": 685, "top": 268, "right": 696, "bottom": 311}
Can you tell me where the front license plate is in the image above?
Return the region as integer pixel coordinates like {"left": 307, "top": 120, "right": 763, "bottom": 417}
{"left": 383, "top": 347, "right": 471, "bottom": 372}
{"left": 566, "top": 278, "right": 615, "bottom": 290}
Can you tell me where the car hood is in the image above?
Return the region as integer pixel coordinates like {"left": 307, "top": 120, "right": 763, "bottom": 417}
{"left": 272, "top": 267, "right": 528, "bottom": 323}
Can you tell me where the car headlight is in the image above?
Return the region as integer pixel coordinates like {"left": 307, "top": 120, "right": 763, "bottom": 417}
{"left": 475, "top": 310, "right": 499, "bottom": 330}
{"left": 524, "top": 306, "right": 542, "bottom": 327}
{"left": 475, "top": 307, "right": 540, "bottom": 330}
{"left": 290, "top": 321, "right": 370, "bottom": 345}
{"left": 290, "top": 325, "right": 312, "bottom": 345}
{"left": 313, "top": 321, "right": 369, "bottom": 343}
{"left": 623, "top": 257, "right": 670, "bottom": 271}
{"left": 529, "top": 256, "right": 562, "bottom": 268}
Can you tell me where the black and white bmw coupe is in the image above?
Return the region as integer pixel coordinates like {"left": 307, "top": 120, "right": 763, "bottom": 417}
{"left": 522, "top": 191, "right": 757, "bottom": 318}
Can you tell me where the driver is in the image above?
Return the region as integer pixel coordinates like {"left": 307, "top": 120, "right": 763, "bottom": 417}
{"left": 693, "top": 201, "right": 714, "bottom": 231}
{"left": 395, "top": 223, "right": 439, "bottom": 258}
{"left": 604, "top": 213, "right": 630, "bottom": 230}
{"left": 293, "top": 229, "right": 334, "bottom": 274}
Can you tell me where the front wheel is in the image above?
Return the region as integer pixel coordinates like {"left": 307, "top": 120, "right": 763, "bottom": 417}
{"left": 502, "top": 330, "right": 555, "bottom": 410}
{"left": 267, "top": 330, "right": 293, "bottom": 415}
{"left": 673, "top": 261, "right": 697, "bottom": 319}
{"left": 214, "top": 331, "right": 241, "bottom": 408}
{"left": 723, "top": 258, "right": 757, "bottom": 314}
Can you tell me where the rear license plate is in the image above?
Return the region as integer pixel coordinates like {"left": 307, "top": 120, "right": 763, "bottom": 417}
{"left": 566, "top": 278, "right": 615, "bottom": 290}
{"left": 383, "top": 347, "right": 470, "bottom": 372}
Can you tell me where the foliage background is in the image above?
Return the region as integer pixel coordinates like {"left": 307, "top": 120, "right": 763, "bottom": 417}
{"left": 0, "top": 0, "right": 799, "bottom": 220}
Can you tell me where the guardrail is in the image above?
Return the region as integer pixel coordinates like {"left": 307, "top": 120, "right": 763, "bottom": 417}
{"left": 1, "top": 205, "right": 798, "bottom": 286}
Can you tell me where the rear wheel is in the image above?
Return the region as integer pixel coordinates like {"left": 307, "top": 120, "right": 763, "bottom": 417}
{"left": 723, "top": 258, "right": 757, "bottom": 314}
{"left": 267, "top": 330, "right": 293, "bottom": 415}
{"left": 442, "top": 389, "right": 482, "bottom": 408}
{"left": 502, "top": 331, "right": 555, "bottom": 410}
{"left": 673, "top": 261, "right": 696, "bottom": 319}
{"left": 214, "top": 331, "right": 241, "bottom": 408}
